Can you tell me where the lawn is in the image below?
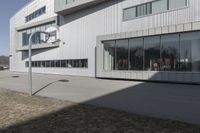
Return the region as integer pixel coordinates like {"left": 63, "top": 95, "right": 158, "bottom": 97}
{"left": 0, "top": 88, "right": 200, "bottom": 133}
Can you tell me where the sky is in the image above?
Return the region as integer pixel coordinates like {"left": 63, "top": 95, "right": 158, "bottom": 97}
{"left": 0, "top": 0, "right": 29, "bottom": 56}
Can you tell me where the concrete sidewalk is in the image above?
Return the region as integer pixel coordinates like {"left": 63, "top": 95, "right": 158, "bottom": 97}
{"left": 0, "top": 70, "right": 200, "bottom": 125}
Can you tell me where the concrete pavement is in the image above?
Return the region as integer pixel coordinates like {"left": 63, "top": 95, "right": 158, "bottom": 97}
{"left": 0, "top": 70, "right": 200, "bottom": 125}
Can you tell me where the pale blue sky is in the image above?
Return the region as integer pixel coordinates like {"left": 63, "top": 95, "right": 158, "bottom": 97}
{"left": 0, "top": 0, "right": 29, "bottom": 55}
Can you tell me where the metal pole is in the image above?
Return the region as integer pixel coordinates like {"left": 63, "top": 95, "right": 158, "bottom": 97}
{"left": 28, "top": 33, "right": 33, "bottom": 96}
{"left": 27, "top": 30, "right": 58, "bottom": 96}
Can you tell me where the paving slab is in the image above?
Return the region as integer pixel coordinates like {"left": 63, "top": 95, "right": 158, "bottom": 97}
{"left": 0, "top": 70, "right": 200, "bottom": 125}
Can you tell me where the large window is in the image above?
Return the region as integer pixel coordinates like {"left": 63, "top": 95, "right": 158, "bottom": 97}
{"left": 180, "top": 32, "right": 200, "bottom": 72}
{"left": 152, "top": 0, "right": 168, "bottom": 14}
{"left": 129, "top": 38, "right": 144, "bottom": 70}
{"left": 115, "top": 40, "right": 129, "bottom": 70}
{"left": 103, "top": 41, "right": 115, "bottom": 71}
{"left": 136, "top": 4, "right": 146, "bottom": 17}
{"left": 123, "top": 0, "right": 187, "bottom": 21}
{"left": 103, "top": 31, "right": 200, "bottom": 73}
{"left": 161, "top": 34, "right": 180, "bottom": 71}
{"left": 18, "top": 22, "right": 55, "bottom": 46}
{"left": 123, "top": 7, "right": 136, "bottom": 21}
{"left": 22, "top": 32, "right": 27, "bottom": 46}
{"left": 144, "top": 36, "right": 161, "bottom": 71}
{"left": 169, "top": 0, "right": 187, "bottom": 10}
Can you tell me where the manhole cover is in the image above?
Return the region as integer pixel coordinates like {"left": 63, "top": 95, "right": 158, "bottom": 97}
{"left": 58, "top": 79, "right": 69, "bottom": 82}
{"left": 12, "top": 76, "right": 19, "bottom": 78}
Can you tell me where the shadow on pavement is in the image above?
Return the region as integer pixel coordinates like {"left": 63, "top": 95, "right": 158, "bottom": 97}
{"left": 1, "top": 80, "right": 200, "bottom": 133}
{"left": 32, "top": 79, "right": 69, "bottom": 95}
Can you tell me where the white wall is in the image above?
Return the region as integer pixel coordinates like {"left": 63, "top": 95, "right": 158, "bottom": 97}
{"left": 10, "top": 0, "right": 200, "bottom": 77}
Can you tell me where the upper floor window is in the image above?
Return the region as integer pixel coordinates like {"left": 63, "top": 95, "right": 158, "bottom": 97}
{"left": 66, "top": 0, "right": 75, "bottom": 4}
{"left": 25, "top": 6, "right": 46, "bottom": 23}
{"left": 18, "top": 21, "right": 56, "bottom": 46}
{"left": 169, "top": 0, "right": 188, "bottom": 10}
{"left": 123, "top": 0, "right": 187, "bottom": 21}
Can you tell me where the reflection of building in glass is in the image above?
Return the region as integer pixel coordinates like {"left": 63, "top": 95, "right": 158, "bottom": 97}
{"left": 103, "top": 32, "right": 200, "bottom": 73}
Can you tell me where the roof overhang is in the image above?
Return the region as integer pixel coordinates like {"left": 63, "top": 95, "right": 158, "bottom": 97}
{"left": 55, "top": 0, "right": 109, "bottom": 15}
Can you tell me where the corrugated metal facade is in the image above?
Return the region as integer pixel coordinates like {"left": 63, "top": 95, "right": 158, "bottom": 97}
{"left": 10, "top": 0, "right": 200, "bottom": 81}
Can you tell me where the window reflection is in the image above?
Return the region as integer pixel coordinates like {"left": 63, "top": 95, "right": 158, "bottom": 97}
{"left": 116, "top": 40, "right": 128, "bottom": 70}
{"left": 180, "top": 32, "right": 200, "bottom": 72}
{"left": 129, "top": 38, "right": 144, "bottom": 70}
{"left": 144, "top": 36, "right": 160, "bottom": 71}
{"left": 103, "top": 31, "right": 200, "bottom": 72}
{"left": 161, "top": 34, "right": 180, "bottom": 71}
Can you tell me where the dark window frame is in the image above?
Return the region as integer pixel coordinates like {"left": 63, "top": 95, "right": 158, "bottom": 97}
{"left": 25, "top": 6, "right": 46, "bottom": 23}
{"left": 25, "top": 59, "right": 88, "bottom": 69}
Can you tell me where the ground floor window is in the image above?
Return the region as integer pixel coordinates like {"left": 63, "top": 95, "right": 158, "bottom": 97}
{"left": 116, "top": 40, "right": 129, "bottom": 70}
{"left": 129, "top": 38, "right": 144, "bottom": 70}
{"left": 25, "top": 59, "right": 88, "bottom": 68}
{"left": 180, "top": 32, "right": 200, "bottom": 72}
{"left": 103, "top": 41, "right": 115, "bottom": 71}
{"left": 103, "top": 31, "right": 200, "bottom": 72}
{"left": 161, "top": 34, "right": 180, "bottom": 71}
{"left": 144, "top": 36, "right": 160, "bottom": 71}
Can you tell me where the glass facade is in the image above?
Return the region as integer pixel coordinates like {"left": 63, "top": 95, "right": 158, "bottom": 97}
{"left": 144, "top": 36, "right": 161, "bottom": 71}
{"left": 129, "top": 38, "right": 144, "bottom": 70}
{"left": 18, "top": 22, "right": 55, "bottom": 46}
{"left": 161, "top": 34, "right": 180, "bottom": 71}
{"left": 116, "top": 40, "right": 129, "bottom": 70}
{"left": 26, "top": 59, "right": 88, "bottom": 68}
{"left": 103, "top": 41, "right": 115, "bottom": 71}
{"left": 123, "top": 0, "right": 187, "bottom": 21}
{"left": 103, "top": 31, "right": 200, "bottom": 72}
{"left": 180, "top": 32, "right": 200, "bottom": 72}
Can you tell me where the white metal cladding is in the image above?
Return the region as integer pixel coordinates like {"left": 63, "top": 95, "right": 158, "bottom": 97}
{"left": 10, "top": 0, "right": 200, "bottom": 78}
{"left": 54, "top": 0, "right": 109, "bottom": 15}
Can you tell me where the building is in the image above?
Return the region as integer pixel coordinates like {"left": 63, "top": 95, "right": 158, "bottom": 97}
{"left": 10, "top": 0, "right": 200, "bottom": 83}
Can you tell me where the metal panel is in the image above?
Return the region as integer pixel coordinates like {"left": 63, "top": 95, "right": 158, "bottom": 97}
{"left": 54, "top": 0, "right": 110, "bottom": 15}
{"left": 10, "top": 0, "right": 200, "bottom": 82}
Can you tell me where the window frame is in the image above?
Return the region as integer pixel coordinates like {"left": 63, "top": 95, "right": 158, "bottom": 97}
{"left": 25, "top": 59, "right": 88, "bottom": 69}
{"left": 123, "top": 0, "right": 188, "bottom": 22}
{"left": 25, "top": 6, "right": 46, "bottom": 23}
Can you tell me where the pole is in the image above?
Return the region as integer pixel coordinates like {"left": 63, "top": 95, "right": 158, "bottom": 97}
{"left": 28, "top": 33, "right": 33, "bottom": 96}
{"left": 27, "top": 30, "right": 58, "bottom": 96}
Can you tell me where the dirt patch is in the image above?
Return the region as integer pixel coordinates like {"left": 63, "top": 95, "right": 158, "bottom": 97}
{"left": 0, "top": 89, "right": 200, "bottom": 133}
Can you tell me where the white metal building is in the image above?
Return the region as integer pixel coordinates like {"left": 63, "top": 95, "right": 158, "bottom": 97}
{"left": 10, "top": 0, "right": 200, "bottom": 83}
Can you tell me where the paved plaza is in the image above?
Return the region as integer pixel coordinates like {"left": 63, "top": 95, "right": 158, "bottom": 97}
{"left": 0, "top": 70, "right": 200, "bottom": 125}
